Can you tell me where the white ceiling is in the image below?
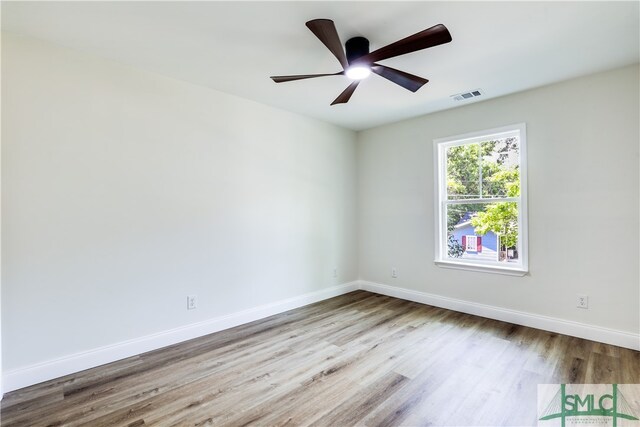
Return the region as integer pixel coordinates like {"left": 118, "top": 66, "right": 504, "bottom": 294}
{"left": 2, "top": 1, "right": 639, "bottom": 131}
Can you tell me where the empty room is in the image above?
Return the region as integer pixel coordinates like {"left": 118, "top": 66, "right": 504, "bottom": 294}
{"left": 1, "top": 1, "right": 639, "bottom": 426}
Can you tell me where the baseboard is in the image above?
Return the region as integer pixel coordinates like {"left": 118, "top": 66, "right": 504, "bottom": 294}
{"left": 4, "top": 279, "right": 637, "bottom": 394}
{"left": 358, "top": 280, "right": 640, "bottom": 351}
{"left": 2, "top": 281, "right": 359, "bottom": 393}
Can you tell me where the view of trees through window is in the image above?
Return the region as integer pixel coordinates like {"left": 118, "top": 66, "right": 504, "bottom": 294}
{"left": 445, "top": 136, "right": 520, "bottom": 263}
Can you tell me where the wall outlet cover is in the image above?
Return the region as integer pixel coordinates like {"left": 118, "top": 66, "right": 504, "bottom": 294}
{"left": 187, "top": 295, "right": 197, "bottom": 310}
{"left": 577, "top": 294, "right": 589, "bottom": 309}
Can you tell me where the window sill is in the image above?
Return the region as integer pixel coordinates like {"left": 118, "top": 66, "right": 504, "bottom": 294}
{"left": 434, "top": 260, "right": 528, "bottom": 276}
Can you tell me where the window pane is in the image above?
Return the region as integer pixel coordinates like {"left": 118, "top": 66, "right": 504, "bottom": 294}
{"left": 446, "top": 202, "right": 519, "bottom": 263}
{"left": 446, "top": 137, "right": 520, "bottom": 200}
{"left": 446, "top": 144, "right": 480, "bottom": 200}
{"left": 480, "top": 137, "right": 520, "bottom": 198}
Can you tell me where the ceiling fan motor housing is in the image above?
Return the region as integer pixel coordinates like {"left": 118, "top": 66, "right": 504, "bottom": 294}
{"left": 345, "top": 37, "right": 370, "bottom": 65}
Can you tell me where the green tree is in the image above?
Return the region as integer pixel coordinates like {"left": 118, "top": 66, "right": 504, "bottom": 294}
{"left": 447, "top": 233, "right": 464, "bottom": 258}
{"left": 471, "top": 202, "right": 518, "bottom": 248}
{"left": 446, "top": 142, "right": 495, "bottom": 199}
{"left": 471, "top": 159, "right": 520, "bottom": 250}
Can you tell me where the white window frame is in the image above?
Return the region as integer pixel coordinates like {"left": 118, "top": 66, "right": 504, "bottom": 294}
{"left": 433, "top": 123, "right": 528, "bottom": 276}
{"left": 465, "top": 235, "right": 478, "bottom": 252}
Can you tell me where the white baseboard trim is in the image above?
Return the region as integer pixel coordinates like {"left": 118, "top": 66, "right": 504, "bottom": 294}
{"left": 4, "top": 279, "right": 637, "bottom": 394}
{"left": 358, "top": 280, "right": 640, "bottom": 351}
{"left": 2, "top": 281, "right": 359, "bottom": 394}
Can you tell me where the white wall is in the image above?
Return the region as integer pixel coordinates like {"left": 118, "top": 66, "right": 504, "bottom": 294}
{"left": 1, "top": 33, "right": 358, "bottom": 373}
{"left": 358, "top": 65, "right": 640, "bottom": 335}
{"left": 0, "top": 31, "right": 3, "bottom": 397}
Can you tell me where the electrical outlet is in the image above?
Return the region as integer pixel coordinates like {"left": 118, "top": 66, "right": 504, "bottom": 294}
{"left": 333, "top": 267, "right": 338, "bottom": 278}
{"left": 187, "top": 295, "right": 197, "bottom": 310}
{"left": 577, "top": 294, "right": 588, "bottom": 309}
{"left": 391, "top": 267, "right": 398, "bottom": 278}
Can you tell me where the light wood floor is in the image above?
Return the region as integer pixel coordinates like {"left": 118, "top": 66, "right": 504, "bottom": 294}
{"left": 2, "top": 291, "right": 638, "bottom": 426}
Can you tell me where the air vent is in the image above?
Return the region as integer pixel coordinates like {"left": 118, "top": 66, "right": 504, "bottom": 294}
{"left": 451, "top": 89, "right": 484, "bottom": 101}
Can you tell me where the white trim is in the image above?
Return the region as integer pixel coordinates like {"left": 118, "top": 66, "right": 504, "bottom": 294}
{"left": 453, "top": 220, "right": 472, "bottom": 229}
{"left": 4, "top": 279, "right": 638, "bottom": 394}
{"left": 433, "top": 137, "right": 447, "bottom": 264}
{"left": 434, "top": 260, "right": 527, "bottom": 276}
{"left": 433, "top": 125, "right": 521, "bottom": 146}
{"left": 446, "top": 197, "right": 520, "bottom": 205}
{"left": 433, "top": 123, "right": 528, "bottom": 274}
{"left": 518, "top": 123, "right": 529, "bottom": 273}
{"left": 358, "top": 280, "right": 640, "bottom": 351}
{"left": 2, "top": 282, "right": 359, "bottom": 393}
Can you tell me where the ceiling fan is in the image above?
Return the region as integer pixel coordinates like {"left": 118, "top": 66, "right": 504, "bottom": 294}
{"left": 270, "top": 19, "right": 452, "bottom": 105}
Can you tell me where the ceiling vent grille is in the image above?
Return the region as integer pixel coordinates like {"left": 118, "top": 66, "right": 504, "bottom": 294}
{"left": 451, "top": 89, "right": 483, "bottom": 101}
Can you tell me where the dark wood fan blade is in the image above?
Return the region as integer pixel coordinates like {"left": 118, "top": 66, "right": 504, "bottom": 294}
{"left": 355, "top": 24, "right": 452, "bottom": 64}
{"left": 271, "top": 72, "right": 343, "bottom": 83}
{"left": 306, "top": 19, "right": 349, "bottom": 70}
{"left": 371, "top": 64, "right": 428, "bottom": 92}
{"left": 331, "top": 81, "right": 360, "bottom": 105}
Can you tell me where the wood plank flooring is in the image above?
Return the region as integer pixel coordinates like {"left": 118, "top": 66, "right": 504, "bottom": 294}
{"left": 1, "top": 291, "right": 638, "bottom": 426}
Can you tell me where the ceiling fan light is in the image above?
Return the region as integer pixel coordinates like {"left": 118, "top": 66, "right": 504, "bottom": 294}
{"left": 346, "top": 66, "right": 371, "bottom": 80}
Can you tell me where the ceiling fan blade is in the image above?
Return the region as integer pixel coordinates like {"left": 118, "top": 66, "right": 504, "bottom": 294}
{"left": 271, "top": 72, "right": 343, "bottom": 83}
{"left": 355, "top": 24, "right": 452, "bottom": 64}
{"left": 331, "top": 81, "right": 360, "bottom": 105}
{"left": 371, "top": 64, "right": 429, "bottom": 92}
{"left": 306, "top": 19, "right": 349, "bottom": 70}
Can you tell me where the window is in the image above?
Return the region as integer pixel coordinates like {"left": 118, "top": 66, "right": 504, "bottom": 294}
{"left": 464, "top": 235, "right": 478, "bottom": 252}
{"left": 433, "top": 123, "right": 528, "bottom": 275}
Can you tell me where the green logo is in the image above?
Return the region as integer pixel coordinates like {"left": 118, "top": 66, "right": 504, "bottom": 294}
{"left": 539, "top": 384, "right": 638, "bottom": 427}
